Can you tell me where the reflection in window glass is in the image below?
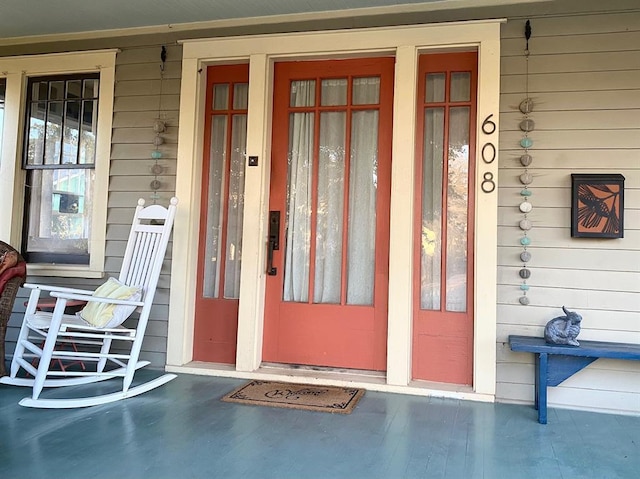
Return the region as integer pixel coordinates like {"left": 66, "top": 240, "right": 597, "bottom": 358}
{"left": 0, "top": 79, "right": 6, "bottom": 161}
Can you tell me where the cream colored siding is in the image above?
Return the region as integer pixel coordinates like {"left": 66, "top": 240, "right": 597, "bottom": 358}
{"left": 496, "top": 10, "right": 640, "bottom": 414}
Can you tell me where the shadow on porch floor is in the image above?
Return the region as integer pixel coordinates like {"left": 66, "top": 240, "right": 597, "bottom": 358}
{"left": 1, "top": 371, "right": 638, "bottom": 479}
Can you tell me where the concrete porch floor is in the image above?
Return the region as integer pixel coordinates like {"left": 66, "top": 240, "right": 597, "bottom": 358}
{"left": 1, "top": 371, "right": 638, "bottom": 479}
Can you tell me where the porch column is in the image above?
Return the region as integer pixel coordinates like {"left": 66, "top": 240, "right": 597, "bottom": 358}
{"left": 386, "top": 45, "right": 418, "bottom": 386}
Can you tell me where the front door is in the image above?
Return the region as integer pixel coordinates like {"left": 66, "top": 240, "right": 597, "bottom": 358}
{"left": 263, "top": 58, "right": 394, "bottom": 371}
{"left": 412, "top": 52, "right": 477, "bottom": 385}
{"left": 193, "top": 64, "right": 249, "bottom": 363}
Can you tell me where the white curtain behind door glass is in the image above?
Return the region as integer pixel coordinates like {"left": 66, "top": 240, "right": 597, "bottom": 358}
{"left": 314, "top": 111, "right": 345, "bottom": 303}
{"left": 347, "top": 109, "right": 378, "bottom": 305}
{"left": 421, "top": 108, "right": 444, "bottom": 310}
{"left": 223, "top": 114, "right": 247, "bottom": 298}
{"left": 203, "top": 115, "right": 227, "bottom": 298}
{"left": 283, "top": 81, "right": 315, "bottom": 302}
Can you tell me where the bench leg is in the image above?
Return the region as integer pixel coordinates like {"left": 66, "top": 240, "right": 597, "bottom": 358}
{"left": 537, "top": 352, "right": 548, "bottom": 424}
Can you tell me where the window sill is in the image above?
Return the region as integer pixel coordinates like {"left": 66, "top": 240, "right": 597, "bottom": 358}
{"left": 26, "top": 263, "right": 105, "bottom": 279}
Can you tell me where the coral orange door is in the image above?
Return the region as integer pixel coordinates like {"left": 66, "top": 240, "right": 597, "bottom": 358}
{"left": 193, "top": 64, "right": 249, "bottom": 363}
{"left": 413, "top": 52, "right": 477, "bottom": 385}
{"left": 263, "top": 58, "right": 394, "bottom": 371}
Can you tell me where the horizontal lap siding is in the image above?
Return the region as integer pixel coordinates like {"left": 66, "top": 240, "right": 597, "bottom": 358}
{"left": 496, "top": 7, "right": 640, "bottom": 415}
{"left": 110, "top": 44, "right": 181, "bottom": 366}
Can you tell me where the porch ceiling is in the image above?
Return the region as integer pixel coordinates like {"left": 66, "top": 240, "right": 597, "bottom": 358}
{"left": 2, "top": 0, "right": 547, "bottom": 43}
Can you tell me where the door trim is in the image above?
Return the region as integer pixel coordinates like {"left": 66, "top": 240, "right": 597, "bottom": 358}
{"left": 170, "top": 22, "right": 502, "bottom": 397}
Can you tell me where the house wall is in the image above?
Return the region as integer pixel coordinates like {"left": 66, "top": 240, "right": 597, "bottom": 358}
{"left": 496, "top": 10, "right": 640, "bottom": 414}
{"left": 1, "top": 0, "right": 638, "bottom": 414}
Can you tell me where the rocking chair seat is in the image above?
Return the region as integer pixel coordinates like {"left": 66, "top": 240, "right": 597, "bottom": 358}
{"left": 0, "top": 197, "right": 178, "bottom": 408}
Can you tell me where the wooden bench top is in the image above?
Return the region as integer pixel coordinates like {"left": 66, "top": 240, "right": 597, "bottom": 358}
{"left": 509, "top": 335, "right": 640, "bottom": 360}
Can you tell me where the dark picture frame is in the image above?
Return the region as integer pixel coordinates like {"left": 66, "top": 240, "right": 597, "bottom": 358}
{"left": 571, "top": 174, "right": 625, "bottom": 238}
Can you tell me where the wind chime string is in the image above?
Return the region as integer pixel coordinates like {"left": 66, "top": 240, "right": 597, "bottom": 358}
{"left": 150, "top": 46, "right": 167, "bottom": 203}
{"left": 518, "top": 20, "right": 533, "bottom": 305}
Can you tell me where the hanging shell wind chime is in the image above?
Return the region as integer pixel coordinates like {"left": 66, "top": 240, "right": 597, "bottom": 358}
{"left": 150, "top": 46, "right": 168, "bottom": 203}
{"left": 518, "top": 20, "right": 533, "bottom": 305}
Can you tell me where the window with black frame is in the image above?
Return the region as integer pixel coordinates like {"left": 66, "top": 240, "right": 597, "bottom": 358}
{"left": 0, "top": 78, "right": 6, "bottom": 160}
{"left": 22, "top": 74, "right": 100, "bottom": 264}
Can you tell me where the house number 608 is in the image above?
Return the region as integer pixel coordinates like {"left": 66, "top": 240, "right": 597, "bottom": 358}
{"left": 480, "top": 114, "right": 496, "bottom": 193}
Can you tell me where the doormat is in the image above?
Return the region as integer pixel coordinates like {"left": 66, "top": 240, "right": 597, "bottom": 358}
{"left": 221, "top": 380, "right": 364, "bottom": 414}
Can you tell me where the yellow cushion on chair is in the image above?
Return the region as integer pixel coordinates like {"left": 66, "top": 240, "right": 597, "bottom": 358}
{"left": 78, "top": 278, "right": 142, "bottom": 328}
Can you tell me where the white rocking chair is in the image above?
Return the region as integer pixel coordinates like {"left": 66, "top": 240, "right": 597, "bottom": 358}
{"left": 0, "top": 197, "right": 178, "bottom": 408}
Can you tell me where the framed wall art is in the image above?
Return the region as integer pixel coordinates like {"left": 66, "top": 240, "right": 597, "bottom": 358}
{"left": 571, "top": 173, "right": 625, "bottom": 238}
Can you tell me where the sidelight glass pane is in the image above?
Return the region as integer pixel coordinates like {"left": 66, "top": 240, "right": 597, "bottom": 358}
{"left": 450, "top": 72, "right": 471, "bottom": 102}
{"left": 212, "top": 84, "right": 229, "bottom": 110}
{"left": 321, "top": 79, "right": 347, "bottom": 106}
{"left": 223, "top": 114, "right": 247, "bottom": 299}
{"left": 283, "top": 111, "right": 314, "bottom": 302}
{"left": 314, "top": 111, "right": 346, "bottom": 304}
{"left": 421, "top": 107, "right": 444, "bottom": 310}
{"left": 426, "top": 73, "right": 445, "bottom": 103}
{"left": 446, "top": 106, "right": 470, "bottom": 312}
{"left": 233, "top": 83, "right": 249, "bottom": 109}
{"left": 203, "top": 115, "right": 227, "bottom": 298}
{"left": 346, "top": 109, "right": 378, "bottom": 305}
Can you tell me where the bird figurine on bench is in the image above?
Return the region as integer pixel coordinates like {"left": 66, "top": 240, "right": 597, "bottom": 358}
{"left": 544, "top": 306, "right": 583, "bottom": 346}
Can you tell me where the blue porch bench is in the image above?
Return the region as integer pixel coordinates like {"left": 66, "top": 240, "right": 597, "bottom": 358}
{"left": 508, "top": 335, "right": 640, "bottom": 424}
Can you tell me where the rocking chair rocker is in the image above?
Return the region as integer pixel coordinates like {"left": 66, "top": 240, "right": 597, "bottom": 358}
{"left": 0, "top": 197, "right": 178, "bottom": 408}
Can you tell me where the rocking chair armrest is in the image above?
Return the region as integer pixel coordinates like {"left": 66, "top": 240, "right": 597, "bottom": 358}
{"left": 49, "top": 290, "right": 144, "bottom": 307}
{"left": 24, "top": 283, "right": 96, "bottom": 296}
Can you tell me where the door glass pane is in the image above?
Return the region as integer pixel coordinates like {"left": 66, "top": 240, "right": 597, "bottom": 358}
{"left": 426, "top": 73, "right": 445, "bottom": 102}
{"left": 446, "top": 106, "right": 470, "bottom": 312}
{"left": 283, "top": 111, "right": 314, "bottom": 302}
{"left": 314, "top": 111, "right": 346, "bottom": 304}
{"left": 421, "top": 107, "right": 444, "bottom": 310}
{"left": 203, "top": 115, "right": 227, "bottom": 298}
{"left": 450, "top": 72, "right": 471, "bottom": 102}
{"left": 347, "top": 109, "right": 378, "bottom": 305}
{"left": 223, "top": 114, "right": 247, "bottom": 298}
{"left": 321, "top": 79, "right": 347, "bottom": 106}
{"left": 352, "top": 77, "right": 380, "bottom": 105}
{"left": 290, "top": 80, "right": 315, "bottom": 107}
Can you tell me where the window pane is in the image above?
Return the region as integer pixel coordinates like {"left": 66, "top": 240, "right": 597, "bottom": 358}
{"left": 314, "top": 111, "right": 346, "bottom": 304}
{"left": 213, "top": 84, "right": 229, "bottom": 110}
{"left": 352, "top": 77, "right": 379, "bottom": 105}
{"left": 0, "top": 79, "right": 6, "bottom": 161}
{"left": 26, "top": 168, "right": 93, "bottom": 262}
{"left": 45, "top": 101, "right": 63, "bottom": 165}
{"left": 421, "top": 107, "right": 444, "bottom": 310}
{"left": 83, "top": 79, "right": 99, "bottom": 98}
{"left": 49, "top": 81, "right": 65, "bottom": 101}
{"left": 203, "top": 115, "right": 227, "bottom": 298}
{"left": 347, "top": 109, "right": 378, "bottom": 305}
{"left": 79, "top": 100, "right": 97, "bottom": 164}
{"left": 63, "top": 100, "right": 80, "bottom": 165}
{"left": 27, "top": 102, "right": 46, "bottom": 166}
{"left": 446, "top": 106, "right": 470, "bottom": 312}
{"left": 321, "top": 78, "right": 347, "bottom": 106}
{"left": 426, "top": 73, "right": 445, "bottom": 102}
{"left": 450, "top": 72, "right": 471, "bottom": 102}
{"left": 67, "top": 80, "right": 82, "bottom": 99}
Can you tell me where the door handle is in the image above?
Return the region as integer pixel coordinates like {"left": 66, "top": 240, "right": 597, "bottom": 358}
{"left": 267, "top": 211, "right": 280, "bottom": 276}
